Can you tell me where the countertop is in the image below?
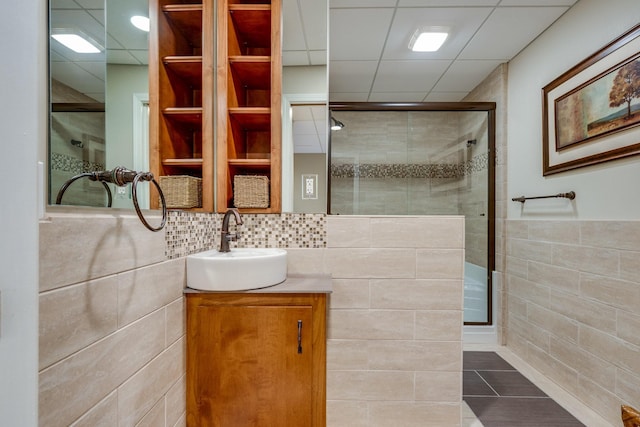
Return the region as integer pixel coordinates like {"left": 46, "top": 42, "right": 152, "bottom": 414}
{"left": 184, "top": 274, "right": 332, "bottom": 294}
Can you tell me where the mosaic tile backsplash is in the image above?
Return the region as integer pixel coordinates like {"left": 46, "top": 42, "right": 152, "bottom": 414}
{"left": 165, "top": 212, "right": 327, "bottom": 259}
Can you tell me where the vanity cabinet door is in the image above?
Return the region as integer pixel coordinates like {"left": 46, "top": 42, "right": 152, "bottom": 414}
{"left": 187, "top": 294, "right": 326, "bottom": 427}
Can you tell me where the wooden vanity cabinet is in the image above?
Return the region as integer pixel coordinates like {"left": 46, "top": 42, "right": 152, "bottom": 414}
{"left": 186, "top": 293, "right": 326, "bottom": 426}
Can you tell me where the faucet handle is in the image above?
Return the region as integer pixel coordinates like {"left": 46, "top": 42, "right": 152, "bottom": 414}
{"left": 225, "top": 232, "right": 239, "bottom": 242}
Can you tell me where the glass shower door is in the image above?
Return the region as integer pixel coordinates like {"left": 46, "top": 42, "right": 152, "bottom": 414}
{"left": 329, "top": 106, "right": 494, "bottom": 324}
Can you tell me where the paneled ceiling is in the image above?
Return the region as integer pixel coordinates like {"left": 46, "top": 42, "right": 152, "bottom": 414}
{"left": 326, "top": 0, "right": 578, "bottom": 103}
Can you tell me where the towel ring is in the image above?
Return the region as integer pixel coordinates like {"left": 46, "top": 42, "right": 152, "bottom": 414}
{"left": 56, "top": 167, "right": 167, "bottom": 232}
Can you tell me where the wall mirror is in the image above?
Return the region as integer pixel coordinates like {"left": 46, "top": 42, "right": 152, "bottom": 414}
{"left": 48, "top": 0, "right": 329, "bottom": 212}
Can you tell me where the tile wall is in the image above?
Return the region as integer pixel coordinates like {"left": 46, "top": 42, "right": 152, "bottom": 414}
{"left": 313, "top": 215, "right": 464, "bottom": 427}
{"left": 39, "top": 212, "right": 463, "bottom": 426}
{"left": 505, "top": 219, "right": 640, "bottom": 425}
{"left": 39, "top": 213, "right": 185, "bottom": 427}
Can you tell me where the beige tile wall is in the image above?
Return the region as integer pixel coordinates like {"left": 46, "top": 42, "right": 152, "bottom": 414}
{"left": 39, "top": 214, "right": 185, "bottom": 427}
{"left": 39, "top": 213, "right": 463, "bottom": 426}
{"left": 289, "top": 215, "right": 465, "bottom": 427}
{"left": 505, "top": 220, "right": 640, "bottom": 426}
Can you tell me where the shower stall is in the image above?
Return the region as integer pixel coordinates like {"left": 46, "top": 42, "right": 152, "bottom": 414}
{"left": 329, "top": 103, "right": 495, "bottom": 325}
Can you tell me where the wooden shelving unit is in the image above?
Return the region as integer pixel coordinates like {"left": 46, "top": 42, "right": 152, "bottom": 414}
{"left": 150, "top": 0, "right": 214, "bottom": 211}
{"left": 216, "top": 0, "right": 282, "bottom": 213}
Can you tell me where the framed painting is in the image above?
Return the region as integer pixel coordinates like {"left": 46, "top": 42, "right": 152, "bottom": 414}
{"left": 543, "top": 24, "right": 640, "bottom": 175}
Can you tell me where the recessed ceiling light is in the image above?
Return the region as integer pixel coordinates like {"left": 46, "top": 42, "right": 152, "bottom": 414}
{"left": 51, "top": 30, "right": 102, "bottom": 53}
{"left": 409, "top": 29, "right": 448, "bottom": 52}
{"left": 131, "top": 15, "right": 150, "bottom": 32}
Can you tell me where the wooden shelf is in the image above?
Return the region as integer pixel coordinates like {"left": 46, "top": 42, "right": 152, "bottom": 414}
{"left": 217, "top": 0, "right": 282, "bottom": 213}
{"left": 228, "top": 107, "right": 270, "bottom": 129}
{"left": 151, "top": 0, "right": 213, "bottom": 211}
{"left": 162, "top": 158, "right": 203, "bottom": 167}
{"left": 229, "top": 57, "right": 270, "bottom": 88}
{"left": 162, "top": 107, "right": 203, "bottom": 125}
{"left": 163, "top": 56, "right": 203, "bottom": 88}
{"left": 162, "top": 4, "right": 203, "bottom": 48}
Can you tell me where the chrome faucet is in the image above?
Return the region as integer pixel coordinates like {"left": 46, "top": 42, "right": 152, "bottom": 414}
{"left": 219, "top": 208, "right": 243, "bottom": 252}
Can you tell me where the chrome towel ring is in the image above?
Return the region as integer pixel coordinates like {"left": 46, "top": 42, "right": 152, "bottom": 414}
{"left": 56, "top": 166, "right": 167, "bottom": 232}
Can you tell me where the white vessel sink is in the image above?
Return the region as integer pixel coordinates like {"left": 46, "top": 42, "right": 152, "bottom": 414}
{"left": 187, "top": 248, "right": 287, "bottom": 291}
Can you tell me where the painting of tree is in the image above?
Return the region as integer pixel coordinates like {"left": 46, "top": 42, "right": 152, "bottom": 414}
{"left": 543, "top": 24, "right": 640, "bottom": 175}
{"left": 554, "top": 56, "right": 640, "bottom": 150}
{"left": 609, "top": 59, "right": 640, "bottom": 118}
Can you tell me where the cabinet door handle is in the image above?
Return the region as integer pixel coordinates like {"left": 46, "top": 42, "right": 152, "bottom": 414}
{"left": 297, "top": 320, "right": 303, "bottom": 354}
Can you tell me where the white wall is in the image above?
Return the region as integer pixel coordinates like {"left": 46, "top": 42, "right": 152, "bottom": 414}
{"left": 0, "top": 0, "right": 44, "bottom": 425}
{"left": 283, "top": 65, "right": 327, "bottom": 94}
{"left": 507, "top": 0, "right": 640, "bottom": 219}
{"left": 106, "top": 64, "right": 148, "bottom": 170}
{"left": 106, "top": 64, "right": 149, "bottom": 209}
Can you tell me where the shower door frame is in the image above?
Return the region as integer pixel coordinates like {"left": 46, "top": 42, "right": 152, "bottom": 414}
{"left": 328, "top": 102, "right": 496, "bottom": 326}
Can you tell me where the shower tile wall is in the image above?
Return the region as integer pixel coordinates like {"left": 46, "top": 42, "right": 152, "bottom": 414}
{"left": 331, "top": 111, "right": 461, "bottom": 216}
{"left": 331, "top": 110, "right": 489, "bottom": 269}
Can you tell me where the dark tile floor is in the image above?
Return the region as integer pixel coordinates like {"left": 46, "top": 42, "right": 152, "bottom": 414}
{"left": 463, "top": 351, "right": 585, "bottom": 427}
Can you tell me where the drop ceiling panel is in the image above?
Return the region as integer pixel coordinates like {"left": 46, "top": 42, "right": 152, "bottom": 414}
{"left": 500, "top": 0, "right": 576, "bottom": 5}
{"left": 458, "top": 6, "right": 570, "bottom": 59}
{"left": 329, "top": 61, "right": 378, "bottom": 92}
{"left": 382, "top": 7, "right": 492, "bottom": 60}
{"left": 283, "top": 0, "right": 307, "bottom": 51}
{"left": 50, "top": 10, "right": 105, "bottom": 46}
{"left": 51, "top": 0, "right": 83, "bottom": 9}
{"left": 431, "top": 59, "right": 504, "bottom": 92}
{"left": 107, "top": 50, "right": 141, "bottom": 65}
{"left": 372, "top": 60, "right": 452, "bottom": 92}
{"left": 331, "top": 0, "right": 398, "bottom": 7}
{"left": 330, "top": 92, "right": 370, "bottom": 102}
{"left": 106, "top": 0, "right": 149, "bottom": 51}
{"left": 300, "top": 0, "right": 328, "bottom": 50}
{"left": 292, "top": 105, "right": 327, "bottom": 154}
{"left": 329, "top": 8, "right": 395, "bottom": 61}
{"left": 75, "top": 0, "right": 105, "bottom": 9}
{"left": 424, "top": 91, "right": 469, "bottom": 102}
{"left": 399, "top": 0, "right": 498, "bottom": 5}
{"left": 294, "top": 121, "right": 319, "bottom": 134}
{"left": 368, "top": 92, "right": 428, "bottom": 102}
{"left": 50, "top": 62, "right": 104, "bottom": 98}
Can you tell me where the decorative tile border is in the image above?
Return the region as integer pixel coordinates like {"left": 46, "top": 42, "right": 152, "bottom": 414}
{"left": 165, "top": 212, "right": 327, "bottom": 259}
{"left": 50, "top": 152, "right": 105, "bottom": 174}
{"left": 331, "top": 152, "right": 489, "bottom": 179}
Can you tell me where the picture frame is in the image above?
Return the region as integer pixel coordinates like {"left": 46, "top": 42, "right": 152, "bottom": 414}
{"left": 542, "top": 23, "right": 640, "bottom": 175}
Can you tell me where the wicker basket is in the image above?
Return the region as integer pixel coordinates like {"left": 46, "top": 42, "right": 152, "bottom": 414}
{"left": 159, "top": 175, "right": 202, "bottom": 209}
{"left": 234, "top": 175, "right": 269, "bottom": 208}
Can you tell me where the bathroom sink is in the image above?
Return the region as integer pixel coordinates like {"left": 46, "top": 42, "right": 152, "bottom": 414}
{"left": 187, "top": 248, "right": 287, "bottom": 291}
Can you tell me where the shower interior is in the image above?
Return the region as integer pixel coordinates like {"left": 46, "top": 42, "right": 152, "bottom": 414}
{"left": 329, "top": 105, "right": 495, "bottom": 325}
